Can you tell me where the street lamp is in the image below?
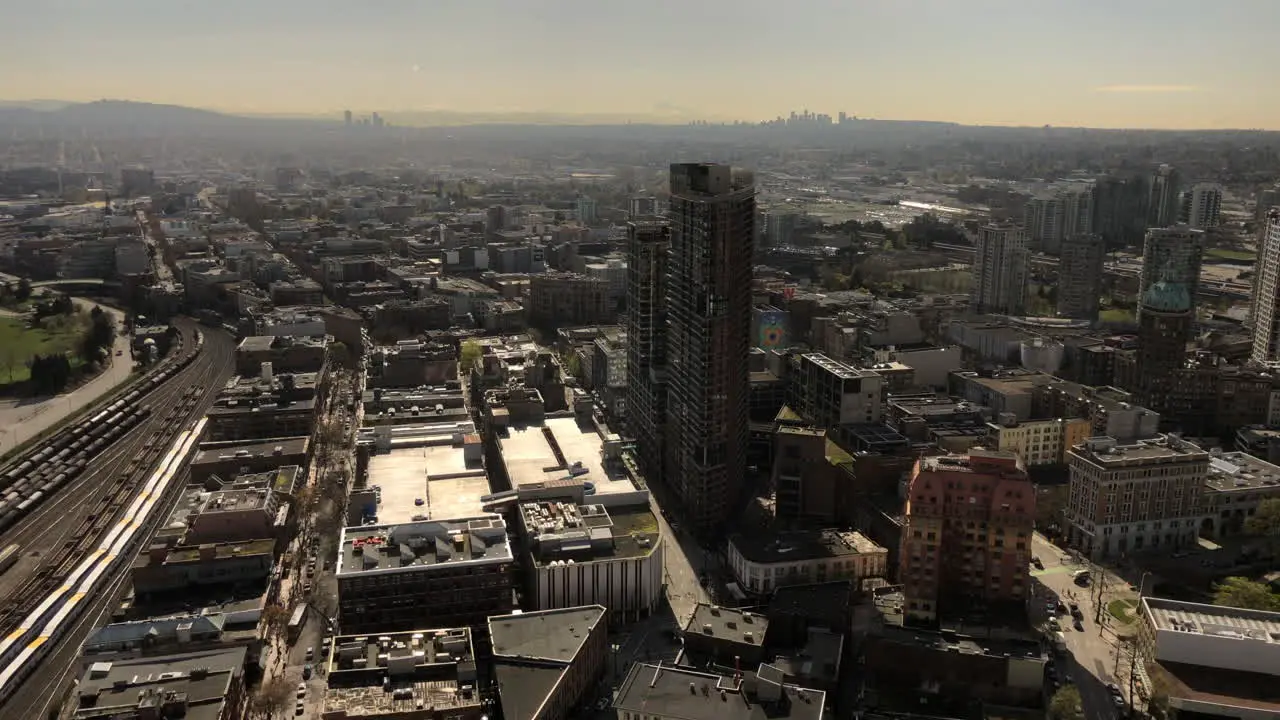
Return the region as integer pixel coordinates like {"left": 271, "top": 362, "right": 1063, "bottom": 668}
{"left": 1137, "top": 571, "right": 1152, "bottom": 601}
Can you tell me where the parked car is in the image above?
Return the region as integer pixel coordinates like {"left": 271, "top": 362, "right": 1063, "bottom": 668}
{"left": 1031, "top": 556, "right": 1044, "bottom": 570}
{"left": 297, "top": 683, "right": 307, "bottom": 698}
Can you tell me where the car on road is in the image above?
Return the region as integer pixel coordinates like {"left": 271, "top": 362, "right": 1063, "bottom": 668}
{"left": 1073, "top": 618, "right": 1085, "bottom": 631}
{"left": 305, "top": 646, "right": 314, "bottom": 661}
{"left": 1031, "top": 556, "right": 1044, "bottom": 570}
{"left": 303, "top": 663, "right": 313, "bottom": 680}
{"left": 1068, "top": 602, "right": 1082, "bottom": 618}
{"left": 1072, "top": 569, "right": 1091, "bottom": 586}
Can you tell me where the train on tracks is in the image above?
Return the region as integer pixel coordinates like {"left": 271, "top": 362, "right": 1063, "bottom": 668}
{"left": 0, "top": 329, "right": 204, "bottom": 533}
{"left": 0, "top": 419, "right": 207, "bottom": 702}
{"left": 0, "top": 545, "right": 18, "bottom": 576}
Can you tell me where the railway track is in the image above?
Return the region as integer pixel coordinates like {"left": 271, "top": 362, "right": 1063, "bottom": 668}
{"left": 0, "top": 323, "right": 238, "bottom": 719}
{"left": 0, "top": 323, "right": 201, "bottom": 535}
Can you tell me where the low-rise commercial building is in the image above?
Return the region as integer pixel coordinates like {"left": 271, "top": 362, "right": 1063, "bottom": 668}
{"left": 682, "top": 603, "right": 770, "bottom": 667}
{"left": 489, "top": 606, "right": 608, "bottom": 720}
{"left": 72, "top": 647, "right": 249, "bottom": 720}
{"left": 205, "top": 370, "right": 320, "bottom": 442}
{"left": 336, "top": 516, "right": 515, "bottom": 633}
{"left": 1137, "top": 597, "right": 1280, "bottom": 719}
{"left": 81, "top": 613, "right": 261, "bottom": 668}
{"left": 132, "top": 538, "right": 275, "bottom": 602}
{"left": 1200, "top": 450, "right": 1280, "bottom": 538}
{"left": 361, "top": 385, "right": 469, "bottom": 427}
{"left": 234, "top": 334, "right": 328, "bottom": 375}
{"left": 613, "top": 662, "right": 825, "bottom": 720}
{"left": 727, "top": 530, "right": 886, "bottom": 596}
{"left": 367, "top": 341, "right": 459, "bottom": 388}
{"left": 352, "top": 420, "right": 486, "bottom": 525}
{"left": 323, "top": 627, "right": 484, "bottom": 720}
{"left": 515, "top": 499, "right": 663, "bottom": 622}
{"left": 189, "top": 437, "right": 309, "bottom": 485}
{"left": 863, "top": 616, "right": 1046, "bottom": 712}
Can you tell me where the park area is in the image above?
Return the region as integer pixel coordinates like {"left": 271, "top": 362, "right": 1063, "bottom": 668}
{"left": 0, "top": 313, "right": 88, "bottom": 387}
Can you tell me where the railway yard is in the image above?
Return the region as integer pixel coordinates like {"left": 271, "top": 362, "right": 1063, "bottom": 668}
{"left": 0, "top": 320, "right": 236, "bottom": 719}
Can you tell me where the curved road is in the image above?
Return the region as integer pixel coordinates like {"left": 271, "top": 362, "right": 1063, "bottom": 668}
{"left": 0, "top": 300, "right": 134, "bottom": 455}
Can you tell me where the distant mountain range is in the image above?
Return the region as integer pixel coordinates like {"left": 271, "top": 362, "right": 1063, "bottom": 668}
{"left": 0, "top": 100, "right": 321, "bottom": 131}
{"left": 2, "top": 99, "right": 1276, "bottom": 136}
{"left": 0, "top": 99, "right": 690, "bottom": 129}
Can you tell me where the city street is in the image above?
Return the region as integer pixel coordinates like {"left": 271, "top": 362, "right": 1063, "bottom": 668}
{"left": 647, "top": 491, "right": 712, "bottom": 628}
{"left": 1031, "top": 533, "right": 1143, "bottom": 720}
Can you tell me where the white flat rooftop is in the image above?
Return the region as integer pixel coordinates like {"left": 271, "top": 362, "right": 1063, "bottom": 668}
{"left": 368, "top": 442, "right": 490, "bottom": 524}
{"left": 497, "top": 416, "right": 635, "bottom": 495}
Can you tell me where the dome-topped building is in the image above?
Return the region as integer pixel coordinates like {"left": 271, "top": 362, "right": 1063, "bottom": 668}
{"left": 1132, "top": 260, "right": 1195, "bottom": 408}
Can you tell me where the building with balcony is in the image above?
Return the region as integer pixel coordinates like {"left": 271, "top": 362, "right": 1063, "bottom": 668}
{"left": 899, "top": 451, "right": 1035, "bottom": 624}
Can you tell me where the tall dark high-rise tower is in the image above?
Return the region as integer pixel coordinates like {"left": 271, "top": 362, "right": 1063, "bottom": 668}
{"left": 1148, "top": 164, "right": 1181, "bottom": 227}
{"left": 1057, "top": 233, "right": 1105, "bottom": 321}
{"left": 664, "top": 163, "right": 755, "bottom": 535}
{"left": 625, "top": 220, "right": 671, "bottom": 488}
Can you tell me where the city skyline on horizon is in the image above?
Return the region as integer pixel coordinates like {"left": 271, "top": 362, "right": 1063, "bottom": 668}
{"left": 3, "top": 0, "right": 1280, "bottom": 130}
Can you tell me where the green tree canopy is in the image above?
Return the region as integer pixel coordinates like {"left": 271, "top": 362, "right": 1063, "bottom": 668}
{"left": 1048, "top": 686, "right": 1084, "bottom": 720}
{"left": 328, "top": 341, "right": 352, "bottom": 370}
{"left": 459, "top": 340, "right": 483, "bottom": 370}
{"left": 1213, "top": 576, "right": 1280, "bottom": 611}
{"left": 1245, "top": 497, "right": 1280, "bottom": 547}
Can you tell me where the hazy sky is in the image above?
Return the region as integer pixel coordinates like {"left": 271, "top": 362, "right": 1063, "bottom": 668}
{"left": 3, "top": 0, "right": 1278, "bottom": 128}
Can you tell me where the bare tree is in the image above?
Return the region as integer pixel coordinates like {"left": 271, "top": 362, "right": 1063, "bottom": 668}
{"left": 250, "top": 677, "right": 294, "bottom": 719}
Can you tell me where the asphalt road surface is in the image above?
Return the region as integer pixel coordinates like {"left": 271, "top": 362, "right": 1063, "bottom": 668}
{"left": 1032, "top": 533, "right": 1139, "bottom": 720}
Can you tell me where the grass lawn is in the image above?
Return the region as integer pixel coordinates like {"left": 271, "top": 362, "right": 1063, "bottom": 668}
{"left": 1100, "top": 308, "right": 1136, "bottom": 323}
{"left": 1206, "top": 247, "right": 1255, "bottom": 262}
{"left": 1108, "top": 598, "right": 1138, "bottom": 624}
{"left": 0, "top": 315, "right": 85, "bottom": 385}
{"left": 894, "top": 268, "right": 972, "bottom": 294}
